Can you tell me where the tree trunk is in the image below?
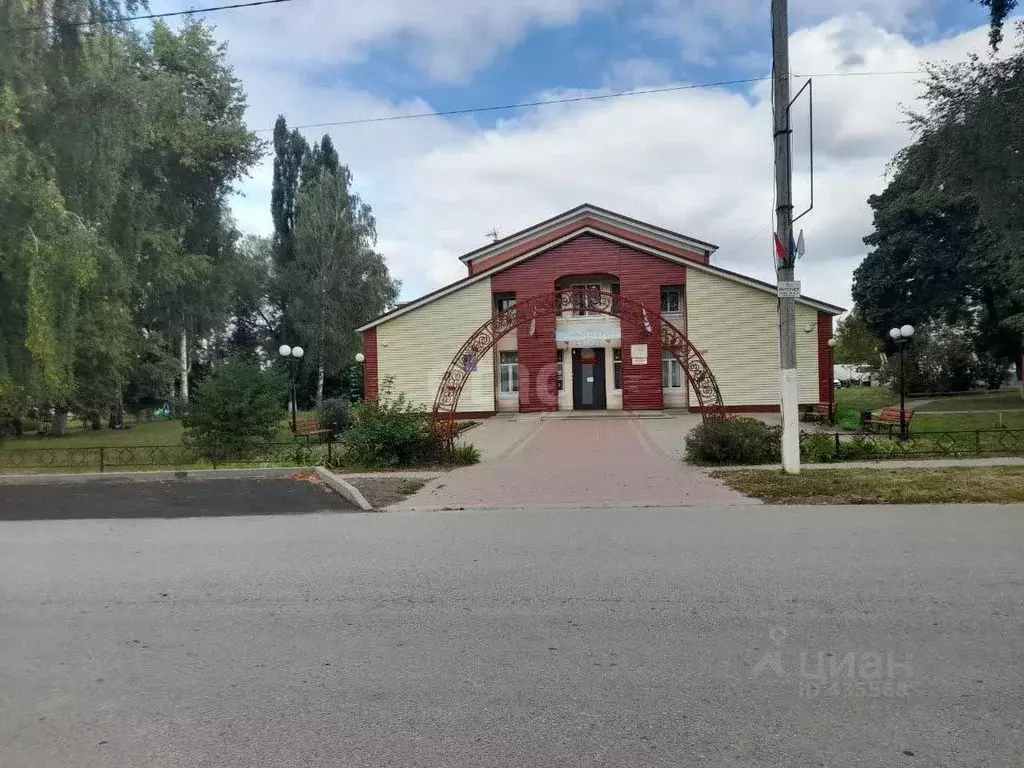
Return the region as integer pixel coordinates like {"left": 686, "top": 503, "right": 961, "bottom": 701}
{"left": 179, "top": 327, "right": 189, "bottom": 402}
{"left": 316, "top": 358, "right": 325, "bottom": 408}
{"left": 90, "top": 412, "right": 102, "bottom": 430}
{"left": 316, "top": 299, "right": 327, "bottom": 408}
{"left": 50, "top": 410, "right": 68, "bottom": 436}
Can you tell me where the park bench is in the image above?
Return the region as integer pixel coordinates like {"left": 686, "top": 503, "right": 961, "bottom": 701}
{"left": 863, "top": 407, "right": 914, "bottom": 435}
{"left": 294, "top": 417, "right": 330, "bottom": 442}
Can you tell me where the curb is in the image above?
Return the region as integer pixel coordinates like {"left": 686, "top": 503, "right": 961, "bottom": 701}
{"left": 706, "top": 457, "right": 1024, "bottom": 471}
{"left": 313, "top": 467, "right": 373, "bottom": 510}
{"left": 0, "top": 467, "right": 305, "bottom": 485}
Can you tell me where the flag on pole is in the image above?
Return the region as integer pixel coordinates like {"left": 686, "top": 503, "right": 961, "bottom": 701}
{"left": 774, "top": 233, "right": 788, "bottom": 266}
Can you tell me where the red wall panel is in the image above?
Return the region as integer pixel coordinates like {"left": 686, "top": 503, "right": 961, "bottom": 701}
{"left": 491, "top": 234, "right": 689, "bottom": 411}
{"left": 473, "top": 216, "right": 709, "bottom": 275}
{"left": 817, "top": 312, "right": 834, "bottom": 405}
{"left": 362, "top": 328, "right": 378, "bottom": 401}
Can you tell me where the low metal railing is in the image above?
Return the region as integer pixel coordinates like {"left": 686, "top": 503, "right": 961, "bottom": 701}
{"left": 0, "top": 440, "right": 335, "bottom": 473}
{"left": 800, "top": 429, "right": 1024, "bottom": 462}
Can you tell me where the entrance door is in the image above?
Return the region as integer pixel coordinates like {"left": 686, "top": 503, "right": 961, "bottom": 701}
{"left": 572, "top": 348, "right": 607, "bottom": 410}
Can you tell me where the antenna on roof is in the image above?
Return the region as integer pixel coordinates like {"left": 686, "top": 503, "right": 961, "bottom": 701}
{"left": 485, "top": 228, "right": 501, "bottom": 243}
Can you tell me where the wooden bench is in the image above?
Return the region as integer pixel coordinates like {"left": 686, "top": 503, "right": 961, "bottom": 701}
{"left": 863, "top": 407, "right": 914, "bottom": 435}
{"left": 295, "top": 418, "right": 330, "bottom": 442}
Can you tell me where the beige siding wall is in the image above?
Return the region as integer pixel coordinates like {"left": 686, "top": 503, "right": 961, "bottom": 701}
{"left": 376, "top": 279, "right": 495, "bottom": 412}
{"left": 686, "top": 269, "right": 820, "bottom": 406}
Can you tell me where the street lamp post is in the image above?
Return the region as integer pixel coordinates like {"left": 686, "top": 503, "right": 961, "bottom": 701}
{"left": 827, "top": 337, "right": 837, "bottom": 425}
{"left": 888, "top": 325, "right": 915, "bottom": 440}
{"left": 278, "top": 344, "right": 305, "bottom": 433}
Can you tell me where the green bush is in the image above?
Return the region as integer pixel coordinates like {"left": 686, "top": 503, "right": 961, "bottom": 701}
{"left": 343, "top": 381, "right": 436, "bottom": 468}
{"left": 317, "top": 398, "right": 353, "bottom": 435}
{"left": 451, "top": 442, "right": 481, "bottom": 466}
{"left": 835, "top": 409, "right": 862, "bottom": 431}
{"left": 685, "top": 418, "right": 782, "bottom": 465}
{"left": 182, "top": 359, "right": 287, "bottom": 465}
{"left": 800, "top": 434, "right": 837, "bottom": 463}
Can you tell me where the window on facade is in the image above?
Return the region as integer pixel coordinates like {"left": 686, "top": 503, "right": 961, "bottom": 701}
{"left": 610, "top": 282, "right": 620, "bottom": 313}
{"left": 556, "top": 350, "right": 564, "bottom": 391}
{"left": 494, "top": 293, "right": 516, "bottom": 313}
{"left": 613, "top": 348, "right": 622, "bottom": 391}
{"left": 570, "top": 283, "right": 602, "bottom": 316}
{"left": 499, "top": 351, "right": 519, "bottom": 396}
{"left": 661, "top": 287, "right": 682, "bottom": 314}
{"left": 662, "top": 350, "right": 682, "bottom": 389}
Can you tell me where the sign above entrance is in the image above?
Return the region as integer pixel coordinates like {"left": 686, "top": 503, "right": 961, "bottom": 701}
{"left": 555, "top": 328, "right": 622, "bottom": 345}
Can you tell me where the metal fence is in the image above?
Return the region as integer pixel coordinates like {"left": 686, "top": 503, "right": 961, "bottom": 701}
{"left": 800, "top": 429, "right": 1024, "bottom": 462}
{"left": 0, "top": 440, "right": 334, "bottom": 473}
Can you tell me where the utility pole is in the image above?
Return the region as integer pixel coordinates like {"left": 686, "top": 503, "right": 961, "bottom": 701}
{"left": 772, "top": 0, "right": 800, "bottom": 473}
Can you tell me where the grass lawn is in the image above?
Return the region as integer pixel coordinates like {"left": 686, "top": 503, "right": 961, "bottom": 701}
{"left": 912, "top": 411, "right": 1024, "bottom": 433}
{"left": 835, "top": 386, "right": 896, "bottom": 412}
{"left": 0, "top": 413, "right": 326, "bottom": 473}
{"left": 713, "top": 467, "right": 1024, "bottom": 504}
{"left": 7, "top": 420, "right": 184, "bottom": 449}
{"left": 3, "top": 412, "right": 317, "bottom": 450}
{"left": 915, "top": 390, "right": 1024, "bottom": 412}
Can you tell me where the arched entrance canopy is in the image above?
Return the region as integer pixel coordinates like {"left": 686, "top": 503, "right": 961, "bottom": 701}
{"left": 432, "top": 288, "right": 725, "bottom": 437}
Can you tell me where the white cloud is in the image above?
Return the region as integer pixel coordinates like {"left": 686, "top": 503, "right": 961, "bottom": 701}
{"left": 186, "top": 0, "right": 613, "bottom": 82}
{"left": 219, "top": 12, "right": 998, "bottom": 314}
{"left": 637, "top": 0, "right": 963, "bottom": 68}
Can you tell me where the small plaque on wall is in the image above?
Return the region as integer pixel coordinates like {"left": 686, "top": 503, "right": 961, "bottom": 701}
{"left": 630, "top": 343, "right": 648, "bottom": 365}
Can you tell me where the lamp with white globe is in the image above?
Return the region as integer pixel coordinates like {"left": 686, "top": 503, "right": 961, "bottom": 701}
{"left": 279, "top": 343, "right": 305, "bottom": 433}
{"left": 888, "top": 324, "right": 915, "bottom": 440}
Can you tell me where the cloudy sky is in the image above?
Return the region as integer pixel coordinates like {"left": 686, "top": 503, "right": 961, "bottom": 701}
{"left": 149, "top": 0, "right": 1009, "bottom": 311}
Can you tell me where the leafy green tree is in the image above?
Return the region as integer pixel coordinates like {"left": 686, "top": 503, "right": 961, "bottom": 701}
{"left": 182, "top": 358, "right": 286, "bottom": 464}
{"left": 124, "top": 332, "right": 179, "bottom": 416}
{"left": 979, "top": 1, "right": 1019, "bottom": 49}
{"left": 854, "top": 29, "right": 1024, "bottom": 385}
{"left": 290, "top": 168, "right": 399, "bottom": 406}
{"left": 1, "top": 5, "right": 264, "bottom": 431}
{"left": 834, "top": 311, "right": 882, "bottom": 368}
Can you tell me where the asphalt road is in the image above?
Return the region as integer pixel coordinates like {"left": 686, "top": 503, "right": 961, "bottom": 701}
{"left": 2, "top": 503, "right": 1022, "bottom": 767}
{"left": 0, "top": 477, "right": 353, "bottom": 520}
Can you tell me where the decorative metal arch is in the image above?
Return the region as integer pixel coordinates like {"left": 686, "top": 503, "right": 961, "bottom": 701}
{"left": 431, "top": 288, "right": 725, "bottom": 445}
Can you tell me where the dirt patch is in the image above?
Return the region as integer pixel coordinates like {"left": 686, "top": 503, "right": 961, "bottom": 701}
{"left": 346, "top": 476, "right": 427, "bottom": 508}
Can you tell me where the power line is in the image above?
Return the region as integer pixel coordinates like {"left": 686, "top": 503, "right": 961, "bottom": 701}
{"left": 2, "top": 0, "right": 296, "bottom": 32}
{"left": 270, "top": 76, "right": 769, "bottom": 132}
{"left": 260, "top": 68, "right": 926, "bottom": 133}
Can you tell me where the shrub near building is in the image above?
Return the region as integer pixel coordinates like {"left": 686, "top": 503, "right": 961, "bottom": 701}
{"left": 685, "top": 418, "right": 782, "bottom": 465}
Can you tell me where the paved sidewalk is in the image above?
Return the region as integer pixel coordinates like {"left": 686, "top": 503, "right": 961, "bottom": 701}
{"left": 397, "top": 418, "right": 747, "bottom": 509}
{"left": 458, "top": 415, "right": 544, "bottom": 462}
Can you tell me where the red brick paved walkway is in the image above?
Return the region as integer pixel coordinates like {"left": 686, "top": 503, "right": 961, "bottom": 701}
{"left": 394, "top": 419, "right": 748, "bottom": 509}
